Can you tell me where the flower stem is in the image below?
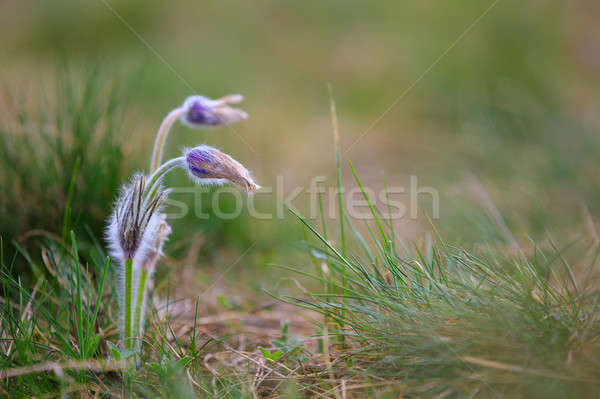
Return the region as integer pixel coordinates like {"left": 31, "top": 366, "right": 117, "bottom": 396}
{"left": 150, "top": 107, "right": 186, "bottom": 173}
{"left": 133, "top": 268, "right": 149, "bottom": 349}
{"left": 124, "top": 258, "right": 133, "bottom": 351}
{"left": 144, "top": 157, "right": 183, "bottom": 198}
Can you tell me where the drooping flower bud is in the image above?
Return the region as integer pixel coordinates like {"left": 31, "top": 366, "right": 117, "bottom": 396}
{"left": 183, "top": 145, "right": 260, "bottom": 192}
{"left": 106, "top": 174, "right": 168, "bottom": 263}
{"left": 180, "top": 95, "right": 248, "bottom": 128}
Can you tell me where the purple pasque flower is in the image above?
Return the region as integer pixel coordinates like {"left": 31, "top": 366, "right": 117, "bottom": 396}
{"left": 180, "top": 94, "right": 248, "bottom": 128}
{"left": 183, "top": 145, "right": 259, "bottom": 193}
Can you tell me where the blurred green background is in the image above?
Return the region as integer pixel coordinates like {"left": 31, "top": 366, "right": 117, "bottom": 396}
{"left": 1, "top": 0, "right": 599, "bottom": 283}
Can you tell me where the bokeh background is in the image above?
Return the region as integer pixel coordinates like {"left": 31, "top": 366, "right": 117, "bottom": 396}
{"left": 1, "top": 0, "right": 600, "bottom": 294}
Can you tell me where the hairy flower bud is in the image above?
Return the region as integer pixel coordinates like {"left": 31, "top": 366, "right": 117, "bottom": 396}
{"left": 107, "top": 174, "right": 168, "bottom": 263}
{"left": 180, "top": 95, "right": 248, "bottom": 128}
{"left": 183, "top": 145, "right": 260, "bottom": 192}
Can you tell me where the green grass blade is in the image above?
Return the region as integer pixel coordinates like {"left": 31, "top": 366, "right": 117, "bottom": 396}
{"left": 86, "top": 256, "right": 110, "bottom": 357}
{"left": 70, "top": 231, "right": 84, "bottom": 359}
{"left": 348, "top": 161, "right": 389, "bottom": 253}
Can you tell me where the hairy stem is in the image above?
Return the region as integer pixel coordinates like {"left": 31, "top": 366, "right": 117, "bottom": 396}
{"left": 133, "top": 268, "right": 149, "bottom": 349}
{"left": 123, "top": 258, "right": 133, "bottom": 351}
{"left": 150, "top": 107, "right": 186, "bottom": 173}
{"left": 144, "top": 157, "right": 183, "bottom": 198}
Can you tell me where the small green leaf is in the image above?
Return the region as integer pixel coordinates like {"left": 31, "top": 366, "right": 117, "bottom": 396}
{"left": 106, "top": 341, "right": 121, "bottom": 360}
{"left": 272, "top": 340, "right": 285, "bottom": 349}
{"left": 259, "top": 346, "right": 272, "bottom": 359}
{"left": 270, "top": 351, "right": 283, "bottom": 361}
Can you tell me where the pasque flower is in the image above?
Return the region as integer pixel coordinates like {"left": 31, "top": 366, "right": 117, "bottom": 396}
{"left": 184, "top": 145, "right": 260, "bottom": 192}
{"left": 150, "top": 94, "right": 247, "bottom": 173}
{"left": 106, "top": 93, "right": 259, "bottom": 360}
{"left": 106, "top": 174, "right": 168, "bottom": 352}
{"left": 181, "top": 94, "right": 247, "bottom": 127}
{"left": 107, "top": 174, "right": 168, "bottom": 263}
